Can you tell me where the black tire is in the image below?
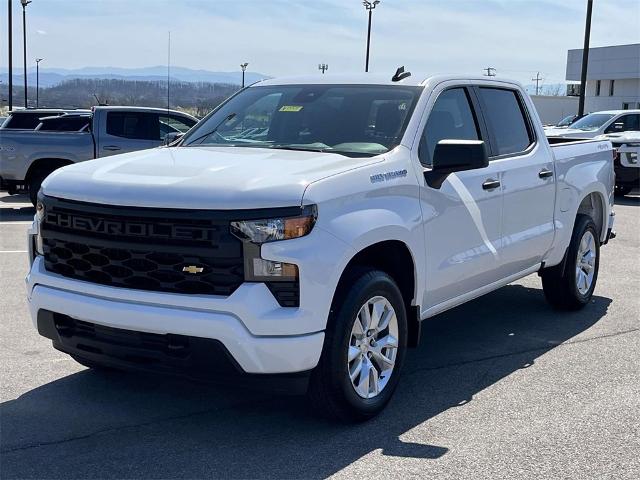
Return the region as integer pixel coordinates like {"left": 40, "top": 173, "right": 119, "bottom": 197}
{"left": 541, "top": 214, "right": 600, "bottom": 310}
{"left": 71, "top": 355, "right": 115, "bottom": 371}
{"left": 614, "top": 185, "right": 633, "bottom": 197}
{"left": 307, "top": 268, "right": 408, "bottom": 422}
{"left": 28, "top": 169, "right": 51, "bottom": 206}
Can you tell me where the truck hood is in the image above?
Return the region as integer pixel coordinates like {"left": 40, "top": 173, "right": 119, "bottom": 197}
{"left": 42, "top": 146, "right": 380, "bottom": 209}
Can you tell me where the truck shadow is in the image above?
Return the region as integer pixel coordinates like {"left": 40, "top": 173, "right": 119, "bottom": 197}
{"left": 0, "top": 194, "right": 34, "bottom": 221}
{"left": 0, "top": 284, "right": 611, "bottom": 479}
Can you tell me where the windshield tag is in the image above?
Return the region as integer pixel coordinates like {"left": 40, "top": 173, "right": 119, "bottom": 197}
{"left": 279, "top": 105, "right": 304, "bottom": 112}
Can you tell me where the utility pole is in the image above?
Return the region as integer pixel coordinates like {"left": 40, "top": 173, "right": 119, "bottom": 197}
{"left": 35, "top": 57, "right": 42, "bottom": 107}
{"left": 8, "top": 0, "right": 13, "bottom": 111}
{"left": 578, "top": 0, "right": 593, "bottom": 117}
{"left": 532, "top": 72, "right": 543, "bottom": 95}
{"left": 240, "top": 62, "right": 248, "bottom": 88}
{"left": 363, "top": 0, "right": 380, "bottom": 72}
{"left": 21, "top": 0, "right": 31, "bottom": 108}
{"left": 318, "top": 63, "right": 328, "bottom": 74}
{"left": 483, "top": 67, "right": 496, "bottom": 77}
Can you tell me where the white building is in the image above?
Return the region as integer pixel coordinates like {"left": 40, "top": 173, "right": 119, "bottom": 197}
{"left": 566, "top": 43, "right": 640, "bottom": 112}
{"left": 531, "top": 95, "right": 579, "bottom": 125}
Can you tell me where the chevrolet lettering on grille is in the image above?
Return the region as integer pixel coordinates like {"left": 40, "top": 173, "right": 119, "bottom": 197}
{"left": 45, "top": 212, "right": 215, "bottom": 241}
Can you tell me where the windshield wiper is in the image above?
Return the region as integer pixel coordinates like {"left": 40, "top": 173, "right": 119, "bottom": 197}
{"left": 184, "top": 113, "right": 237, "bottom": 145}
{"left": 269, "top": 144, "right": 329, "bottom": 153}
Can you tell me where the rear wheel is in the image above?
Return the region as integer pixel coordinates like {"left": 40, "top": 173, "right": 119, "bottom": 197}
{"left": 542, "top": 214, "right": 600, "bottom": 310}
{"left": 307, "top": 268, "right": 407, "bottom": 422}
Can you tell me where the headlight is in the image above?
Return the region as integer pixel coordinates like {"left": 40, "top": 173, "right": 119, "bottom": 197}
{"left": 34, "top": 201, "right": 45, "bottom": 255}
{"left": 231, "top": 206, "right": 316, "bottom": 285}
{"left": 230, "top": 209, "right": 316, "bottom": 244}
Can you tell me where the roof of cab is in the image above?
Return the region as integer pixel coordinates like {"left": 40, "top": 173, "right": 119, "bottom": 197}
{"left": 253, "top": 73, "right": 524, "bottom": 89}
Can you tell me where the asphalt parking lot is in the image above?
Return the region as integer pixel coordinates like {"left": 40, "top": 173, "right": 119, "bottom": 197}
{"left": 1, "top": 191, "right": 638, "bottom": 479}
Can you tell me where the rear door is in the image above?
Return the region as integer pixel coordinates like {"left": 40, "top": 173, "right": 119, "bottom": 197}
{"left": 98, "top": 111, "right": 160, "bottom": 157}
{"left": 475, "top": 86, "right": 555, "bottom": 274}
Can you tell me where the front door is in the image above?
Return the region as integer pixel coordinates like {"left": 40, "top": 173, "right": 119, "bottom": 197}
{"left": 416, "top": 86, "right": 505, "bottom": 310}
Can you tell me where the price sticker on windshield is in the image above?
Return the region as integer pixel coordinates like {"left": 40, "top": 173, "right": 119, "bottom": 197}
{"left": 279, "top": 105, "right": 304, "bottom": 112}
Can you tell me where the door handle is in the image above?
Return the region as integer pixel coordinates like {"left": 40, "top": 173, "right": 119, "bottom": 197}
{"left": 482, "top": 179, "right": 501, "bottom": 190}
{"left": 539, "top": 168, "right": 554, "bottom": 179}
{"left": 103, "top": 145, "right": 121, "bottom": 151}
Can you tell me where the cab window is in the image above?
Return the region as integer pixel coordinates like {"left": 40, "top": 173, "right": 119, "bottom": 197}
{"left": 419, "top": 87, "right": 480, "bottom": 166}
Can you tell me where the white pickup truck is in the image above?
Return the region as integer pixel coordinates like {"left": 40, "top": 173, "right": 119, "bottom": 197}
{"left": 26, "top": 74, "right": 615, "bottom": 422}
{"left": 0, "top": 106, "right": 197, "bottom": 204}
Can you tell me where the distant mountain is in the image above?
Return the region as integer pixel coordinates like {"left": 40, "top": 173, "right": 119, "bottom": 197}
{"left": 0, "top": 66, "right": 270, "bottom": 88}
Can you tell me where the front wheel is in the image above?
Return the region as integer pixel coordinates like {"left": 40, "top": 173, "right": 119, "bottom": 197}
{"left": 307, "top": 268, "right": 407, "bottom": 422}
{"left": 541, "top": 214, "right": 600, "bottom": 310}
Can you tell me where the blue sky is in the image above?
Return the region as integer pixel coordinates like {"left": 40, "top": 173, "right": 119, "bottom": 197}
{"left": 1, "top": 0, "right": 638, "bottom": 86}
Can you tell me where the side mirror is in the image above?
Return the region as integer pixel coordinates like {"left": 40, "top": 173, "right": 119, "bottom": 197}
{"left": 164, "top": 132, "right": 184, "bottom": 146}
{"left": 423, "top": 140, "right": 488, "bottom": 189}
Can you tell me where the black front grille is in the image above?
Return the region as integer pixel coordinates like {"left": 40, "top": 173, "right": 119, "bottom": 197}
{"left": 40, "top": 196, "right": 246, "bottom": 296}
{"left": 43, "top": 237, "right": 244, "bottom": 295}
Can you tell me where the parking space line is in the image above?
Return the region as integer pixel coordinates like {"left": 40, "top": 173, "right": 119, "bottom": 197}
{"left": 0, "top": 250, "right": 28, "bottom": 253}
{"left": 0, "top": 221, "right": 32, "bottom": 225}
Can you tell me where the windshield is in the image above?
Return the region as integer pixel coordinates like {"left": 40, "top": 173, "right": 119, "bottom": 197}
{"left": 182, "top": 84, "right": 422, "bottom": 157}
{"left": 556, "top": 115, "right": 576, "bottom": 127}
{"left": 569, "top": 113, "right": 615, "bottom": 131}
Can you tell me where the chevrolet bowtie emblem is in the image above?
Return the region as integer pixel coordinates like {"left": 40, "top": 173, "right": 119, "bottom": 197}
{"left": 182, "top": 265, "right": 204, "bottom": 274}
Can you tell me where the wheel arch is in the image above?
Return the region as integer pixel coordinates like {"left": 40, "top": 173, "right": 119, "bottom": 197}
{"left": 331, "top": 240, "right": 421, "bottom": 348}
{"left": 25, "top": 158, "right": 74, "bottom": 184}
{"left": 575, "top": 190, "right": 607, "bottom": 243}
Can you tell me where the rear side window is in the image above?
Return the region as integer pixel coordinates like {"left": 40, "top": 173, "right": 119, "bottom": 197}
{"left": 606, "top": 114, "right": 640, "bottom": 133}
{"left": 477, "top": 88, "right": 533, "bottom": 156}
{"left": 5, "top": 112, "right": 62, "bottom": 129}
{"left": 106, "top": 112, "right": 159, "bottom": 140}
{"left": 419, "top": 87, "right": 479, "bottom": 166}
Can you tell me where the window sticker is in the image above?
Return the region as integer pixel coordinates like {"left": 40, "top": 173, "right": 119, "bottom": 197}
{"left": 279, "top": 105, "right": 304, "bottom": 112}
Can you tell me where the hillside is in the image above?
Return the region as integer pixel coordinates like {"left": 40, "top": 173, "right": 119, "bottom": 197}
{"left": 0, "top": 78, "right": 240, "bottom": 117}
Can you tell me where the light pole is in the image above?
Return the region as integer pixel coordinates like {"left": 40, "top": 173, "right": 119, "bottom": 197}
{"left": 240, "top": 62, "right": 248, "bottom": 88}
{"left": 578, "top": 0, "right": 593, "bottom": 117}
{"left": 363, "top": 0, "right": 380, "bottom": 72}
{"left": 318, "top": 63, "right": 328, "bottom": 74}
{"left": 8, "top": 0, "right": 13, "bottom": 111}
{"left": 35, "top": 57, "right": 42, "bottom": 107}
{"left": 21, "top": 0, "right": 32, "bottom": 108}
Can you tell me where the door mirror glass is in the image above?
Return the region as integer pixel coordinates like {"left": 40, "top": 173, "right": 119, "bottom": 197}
{"left": 424, "top": 139, "right": 488, "bottom": 189}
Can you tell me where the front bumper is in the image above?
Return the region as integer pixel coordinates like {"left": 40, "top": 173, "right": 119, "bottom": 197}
{"left": 26, "top": 257, "right": 325, "bottom": 375}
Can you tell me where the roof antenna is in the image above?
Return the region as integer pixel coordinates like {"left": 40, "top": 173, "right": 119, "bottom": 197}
{"left": 392, "top": 66, "right": 411, "bottom": 82}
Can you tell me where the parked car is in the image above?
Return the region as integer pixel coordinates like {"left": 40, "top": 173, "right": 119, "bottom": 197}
{"left": 543, "top": 113, "right": 587, "bottom": 130}
{"left": 596, "top": 131, "right": 640, "bottom": 196}
{"left": 27, "top": 74, "right": 615, "bottom": 422}
{"left": 1, "top": 108, "right": 90, "bottom": 130}
{"left": 0, "top": 106, "right": 198, "bottom": 204}
{"left": 545, "top": 110, "right": 640, "bottom": 139}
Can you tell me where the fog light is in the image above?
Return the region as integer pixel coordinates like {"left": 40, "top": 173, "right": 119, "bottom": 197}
{"left": 252, "top": 258, "right": 298, "bottom": 279}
